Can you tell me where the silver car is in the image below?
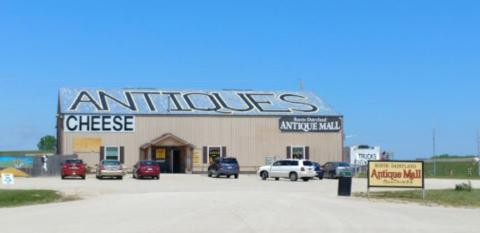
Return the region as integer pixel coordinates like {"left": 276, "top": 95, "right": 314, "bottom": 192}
{"left": 96, "top": 160, "right": 125, "bottom": 180}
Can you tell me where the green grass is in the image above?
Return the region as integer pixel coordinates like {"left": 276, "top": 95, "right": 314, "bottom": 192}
{"left": 0, "top": 189, "right": 64, "bottom": 208}
{"left": 424, "top": 161, "right": 480, "bottom": 179}
{"left": 354, "top": 189, "right": 480, "bottom": 208}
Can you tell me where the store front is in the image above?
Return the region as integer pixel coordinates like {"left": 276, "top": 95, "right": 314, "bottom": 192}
{"left": 57, "top": 88, "right": 344, "bottom": 172}
{"left": 140, "top": 133, "right": 194, "bottom": 173}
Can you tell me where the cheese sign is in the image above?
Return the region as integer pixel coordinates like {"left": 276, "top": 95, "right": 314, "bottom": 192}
{"left": 368, "top": 161, "right": 424, "bottom": 188}
{"left": 64, "top": 115, "right": 135, "bottom": 132}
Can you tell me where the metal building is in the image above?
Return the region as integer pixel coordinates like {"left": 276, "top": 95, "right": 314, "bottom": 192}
{"left": 57, "top": 88, "right": 343, "bottom": 173}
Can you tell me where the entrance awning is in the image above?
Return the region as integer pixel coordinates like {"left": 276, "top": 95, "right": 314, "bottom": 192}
{"left": 140, "top": 133, "right": 194, "bottom": 149}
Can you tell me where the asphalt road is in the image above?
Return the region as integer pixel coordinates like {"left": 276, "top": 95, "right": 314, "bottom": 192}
{"left": 1, "top": 175, "right": 479, "bottom": 233}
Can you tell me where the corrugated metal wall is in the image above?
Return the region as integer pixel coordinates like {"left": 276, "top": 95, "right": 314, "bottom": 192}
{"left": 61, "top": 116, "right": 343, "bottom": 172}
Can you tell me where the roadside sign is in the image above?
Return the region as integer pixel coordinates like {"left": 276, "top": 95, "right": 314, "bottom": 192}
{"left": 368, "top": 161, "right": 424, "bottom": 188}
{"left": 1, "top": 173, "right": 15, "bottom": 185}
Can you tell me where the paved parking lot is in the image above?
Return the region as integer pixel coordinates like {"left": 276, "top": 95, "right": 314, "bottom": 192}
{"left": 1, "top": 175, "right": 479, "bottom": 233}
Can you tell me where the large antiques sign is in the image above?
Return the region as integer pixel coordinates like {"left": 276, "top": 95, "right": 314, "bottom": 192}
{"left": 368, "top": 161, "right": 424, "bottom": 188}
{"left": 279, "top": 116, "right": 342, "bottom": 132}
{"left": 59, "top": 88, "right": 340, "bottom": 116}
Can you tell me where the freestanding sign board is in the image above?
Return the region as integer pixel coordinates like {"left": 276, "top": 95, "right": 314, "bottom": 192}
{"left": 368, "top": 161, "right": 424, "bottom": 188}
{"left": 1, "top": 173, "right": 15, "bottom": 185}
{"left": 368, "top": 161, "right": 425, "bottom": 198}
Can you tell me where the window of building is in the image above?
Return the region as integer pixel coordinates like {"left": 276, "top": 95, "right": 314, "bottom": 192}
{"left": 105, "top": 146, "right": 120, "bottom": 161}
{"left": 291, "top": 146, "right": 305, "bottom": 159}
{"left": 208, "top": 146, "right": 221, "bottom": 164}
{"left": 203, "top": 146, "right": 227, "bottom": 164}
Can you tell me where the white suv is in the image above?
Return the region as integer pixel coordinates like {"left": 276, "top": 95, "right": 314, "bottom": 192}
{"left": 257, "top": 159, "right": 317, "bottom": 182}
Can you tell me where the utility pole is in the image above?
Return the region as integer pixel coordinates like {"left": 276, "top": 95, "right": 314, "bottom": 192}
{"left": 477, "top": 130, "right": 480, "bottom": 176}
{"left": 433, "top": 129, "right": 436, "bottom": 177}
{"left": 477, "top": 129, "right": 479, "bottom": 158}
{"left": 299, "top": 79, "right": 304, "bottom": 91}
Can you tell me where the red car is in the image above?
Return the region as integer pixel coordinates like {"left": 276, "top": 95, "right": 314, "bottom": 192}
{"left": 132, "top": 160, "right": 160, "bottom": 179}
{"left": 61, "top": 159, "right": 87, "bottom": 179}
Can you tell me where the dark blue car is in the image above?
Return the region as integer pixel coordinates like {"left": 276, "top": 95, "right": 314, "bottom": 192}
{"left": 208, "top": 157, "right": 240, "bottom": 179}
{"left": 313, "top": 162, "right": 325, "bottom": 180}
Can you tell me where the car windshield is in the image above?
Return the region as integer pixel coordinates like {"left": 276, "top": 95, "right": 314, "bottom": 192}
{"left": 222, "top": 158, "right": 238, "bottom": 164}
{"left": 65, "top": 159, "right": 83, "bottom": 164}
{"left": 140, "top": 161, "right": 157, "bottom": 166}
{"left": 103, "top": 160, "right": 120, "bottom": 165}
{"left": 303, "top": 161, "right": 313, "bottom": 166}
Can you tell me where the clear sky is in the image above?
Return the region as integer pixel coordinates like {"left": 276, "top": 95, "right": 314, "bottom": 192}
{"left": 0, "top": 1, "right": 479, "bottom": 159}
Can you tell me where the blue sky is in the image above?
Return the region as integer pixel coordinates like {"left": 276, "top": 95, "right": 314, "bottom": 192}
{"left": 0, "top": 1, "right": 479, "bottom": 159}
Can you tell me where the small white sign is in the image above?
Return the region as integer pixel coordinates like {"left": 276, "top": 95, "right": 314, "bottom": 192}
{"left": 1, "top": 173, "right": 15, "bottom": 185}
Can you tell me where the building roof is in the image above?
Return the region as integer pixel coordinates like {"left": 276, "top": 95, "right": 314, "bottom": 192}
{"left": 59, "top": 88, "right": 340, "bottom": 116}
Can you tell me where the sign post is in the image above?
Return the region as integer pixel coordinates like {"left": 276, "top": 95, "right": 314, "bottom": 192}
{"left": 368, "top": 161, "right": 425, "bottom": 200}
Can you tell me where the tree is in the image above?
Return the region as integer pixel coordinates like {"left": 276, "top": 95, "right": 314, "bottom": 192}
{"left": 37, "top": 135, "right": 57, "bottom": 151}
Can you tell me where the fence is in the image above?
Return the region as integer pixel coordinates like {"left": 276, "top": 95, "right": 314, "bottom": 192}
{"left": 424, "top": 158, "right": 480, "bottom": 178}
{"left": 0, "top": 155, "right": 78, "bottom": 177}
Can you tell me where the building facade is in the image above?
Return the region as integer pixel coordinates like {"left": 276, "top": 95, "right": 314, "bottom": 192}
{"left": 57, "top": 88, "right": 343, "bottom": 173}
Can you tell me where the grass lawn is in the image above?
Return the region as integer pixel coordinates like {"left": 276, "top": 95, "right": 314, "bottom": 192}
{"left": 0, "top": 189, "right": 64, "bottom": 208}
{"left": 354, "top": 189, "right": 480, "bottom": 208}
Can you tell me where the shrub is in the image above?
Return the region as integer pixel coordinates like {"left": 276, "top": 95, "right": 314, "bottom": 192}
{"left": 455, "top": 181, "right": 473, "bottom": 192}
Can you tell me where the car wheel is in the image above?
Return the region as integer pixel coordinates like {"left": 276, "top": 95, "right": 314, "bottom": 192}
{"left": 227, "top": 175, "right": 231, "bottom": 178}
{"left": 61, "top": 176, "right": 65, "bottom": 180}
{"left": 156, "top": 176, "right": 160, "bottom": 180}
{"left": 208, "top": 172, "right": 212, "bottom": 177}
{"left": 234, "top": 174, "right": 239, "bottom": 179}
{"left": 319, "top": 176, "right": 323, "bottom": 180}
{"left": 81, "top": 176, "right": 86, "bottom": 180}
{"left": 275, "top": 177, "right": 279, "bottom": 181}
{"left": 289, "top": 172, "right": 298, "bottom": 182}
{"left": 302, "top": 178, "right": 310, "bottom": 182}
{"left": 260, "top": 171, "right": 268, "bottom": 180}
{"left": 119, "top": 176, "right": 123, "bottom": 180}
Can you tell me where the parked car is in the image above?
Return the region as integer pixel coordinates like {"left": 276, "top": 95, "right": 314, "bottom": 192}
{"left": 257, "top": 159, "right": 316, "bottom": 182}
{"left": 132, "top": 160, "right": 160, "bottom": 179}
{"left": 323, "top": 162, "right": 352, "bottom": 179}
{"left": 96, "top": 160, "right": 125, "bottom": 179}
{"left": 61, "top": 159, "right": 87, "bottom": 179}
{"left": 312, "top": 162, "right": 325, "bottom": 180}
{"left": 208, "top": 157, "right": 240, "bottom": 178}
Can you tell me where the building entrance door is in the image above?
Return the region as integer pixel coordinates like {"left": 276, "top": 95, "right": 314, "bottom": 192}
{"left": 171, "top": 149, "right": 182, "bottom": 173}
{"left": 162, "top": 147, "right": 185, "bottom": 173}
